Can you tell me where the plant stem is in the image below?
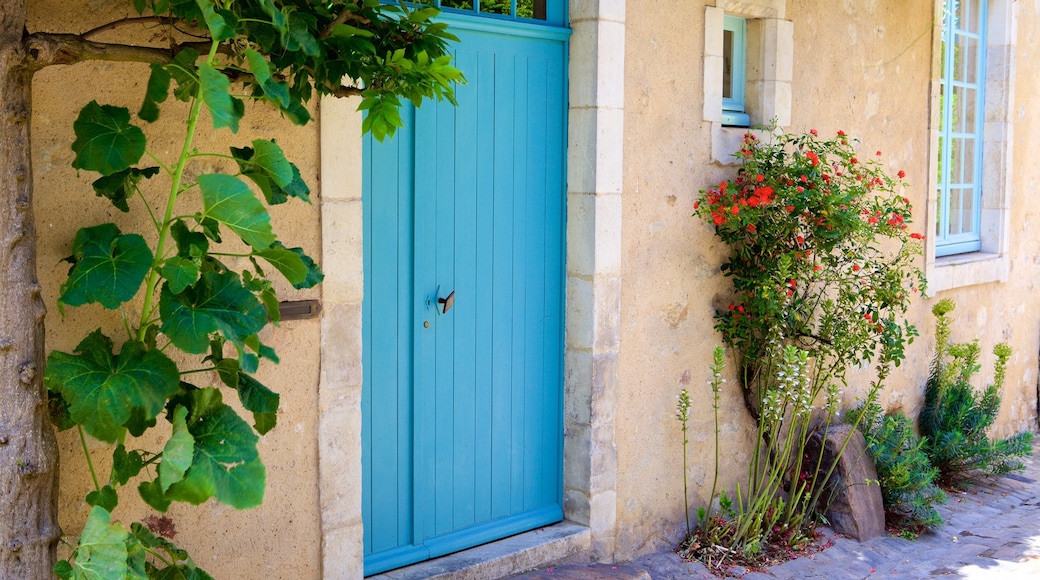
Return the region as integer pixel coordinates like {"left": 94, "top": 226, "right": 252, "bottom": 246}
{"left": 77, "top": 425, "right": 101, "bottom": 493}
{"left": 137, "top": 40, "right": 218, "bottom": 340}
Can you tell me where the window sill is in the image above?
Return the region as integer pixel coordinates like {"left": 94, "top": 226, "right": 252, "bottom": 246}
{"left": 711, "top": 123, "right": 770, "bottom": 166}
{"left": 926, "top": 251, "right": 1008, "bottom": 292}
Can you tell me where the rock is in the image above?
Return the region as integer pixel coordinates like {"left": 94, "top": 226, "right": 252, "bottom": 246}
{"left": 806, "top": 424, "right": 886, "bottom": 541}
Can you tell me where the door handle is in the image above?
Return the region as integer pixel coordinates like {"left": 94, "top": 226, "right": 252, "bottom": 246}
{"left": 438, "top": 290, "right": 455, "bottom": 314}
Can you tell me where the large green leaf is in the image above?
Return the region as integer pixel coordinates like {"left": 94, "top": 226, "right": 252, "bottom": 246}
{"left": 159, "top": 270, "right": 268, "bottom": 354}
{"left": 45, "top": 331, "right": 181, "bottom": 443}
{"left": 59, "top": 224, "right": 153, "bottom": 310}
{"left": 199, "top": 174, "right": 276, "bottom": 250}
{"left": 160, "top": 406, "right": 195, "bottom": 492}
{"left": 237, "top": 373, "right": 279, "bottom": 434}
{"left": 139, "top": 63, "right": 172, "bottom": 122}
{"left": 67, "top": 507, "right": 129, "bottom": 580}
{"left": 71, "top": 101, "right": 146, "bottom": 176}
{"left": 165, "top": 388, "right": 266, "bottom": 509}
{"left": 230, "top": 144, "right": 311, "bottom": 205}
{"left": 199, "top": 62, "right": 243, "bottom": 132}
{"left": 91, "top": 167, "right": 160, "bottom": 212}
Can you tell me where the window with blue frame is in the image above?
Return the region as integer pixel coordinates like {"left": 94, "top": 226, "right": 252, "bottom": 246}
{"left": 936, "top": 0, "right": 987, "bottom": 256}
{"left": 722, "top": 15, "right": 750, "bottom": 127}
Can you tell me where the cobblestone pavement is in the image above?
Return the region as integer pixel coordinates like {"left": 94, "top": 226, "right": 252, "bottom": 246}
{"left": 521, "top": 452, "right": 1040, "bottom": 579}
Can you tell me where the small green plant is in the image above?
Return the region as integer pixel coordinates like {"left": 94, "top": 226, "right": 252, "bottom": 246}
{"left": 849, "top": 401, "right": 946, "bottom": 534}
{"left": 920, "top": 299, "right": 1034, "bottom": 489}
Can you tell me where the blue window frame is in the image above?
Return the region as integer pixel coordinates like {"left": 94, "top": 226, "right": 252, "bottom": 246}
{"left": 936, "top": 0, "right": 987, "bottom": 256}
{"left": 722, "top": 15, "right": 750, "bottom": 127}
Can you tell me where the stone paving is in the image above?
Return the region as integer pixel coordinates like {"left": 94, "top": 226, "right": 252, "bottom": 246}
{"left": 521, "top": 452, "right": 1040, "bottom": 579}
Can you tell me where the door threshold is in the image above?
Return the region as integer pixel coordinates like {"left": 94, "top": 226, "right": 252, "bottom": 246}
{"left": 365, "top": 521, "right": 590, "bottom": 580}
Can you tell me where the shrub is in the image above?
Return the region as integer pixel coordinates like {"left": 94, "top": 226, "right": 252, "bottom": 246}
{"left": 687, "top": 125, "right": 925, "bottom": 564}
{"left": 849, "top": 401, "right": 946, "bottom": 533}
{"left": 919, "top": 299, "right": 1034, "bottom": 488}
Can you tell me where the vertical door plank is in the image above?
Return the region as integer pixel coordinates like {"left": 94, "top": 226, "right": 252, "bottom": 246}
{"left": 450, "top": 47, "right": 480, "bottom": 532}
{"left": 472, "top": 47, "right": 497, "bottom": 526}
{"left": 509, "top": 52, "right": 530, "bottom": 515}
{"left": 490, "top": 50, "right": 516, "bottom": 519}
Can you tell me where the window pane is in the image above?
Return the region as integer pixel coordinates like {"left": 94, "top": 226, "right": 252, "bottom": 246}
{"left": 944, "top": 138, "right": 960, "bottom": 185}
{"left": 960, "top": 187, "right": 975, "bottom": 235}
{"left": 958, "top": 0, "right": 978, "bottom": 34}
{"left": 960, "top": 35, "right": 979, "bottom": 82}
{"left": 959, "top": 139, "right": 975, "bottom": 185}
{"left": 441, "top": 0, "right": 475, "bottom": 13}
{"left": 481, "top": 0, "right": 511, "bottom": 15}
{"left": 952, "top": 86, "right": 976, "bottom": 135}
{"left": 723, "top": 29, "right": 734, "bottom": 99}
{"left": 949, "top": 187, "right": 965, "bottom": 235}
{"left": 516, "top": 0, "right": 546, "bottom": 19}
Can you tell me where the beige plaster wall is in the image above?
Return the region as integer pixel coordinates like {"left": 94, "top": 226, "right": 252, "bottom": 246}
{"left": 28, "top": 1, "right": 323, "bottom": 577}
{"left": 615, "top": 0, "right": 1039, "bottom": 561}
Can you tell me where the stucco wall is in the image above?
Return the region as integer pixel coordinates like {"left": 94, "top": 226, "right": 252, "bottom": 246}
{"left": 28, "top": 1, "right": 323, "bottom": 577}
{"left": 616, "top": 0, "right": 1039, "bottom": 562}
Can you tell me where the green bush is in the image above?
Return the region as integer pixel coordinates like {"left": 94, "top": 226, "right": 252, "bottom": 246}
{"left": 849, "top": 401, "right": 946, "bottom": 533}
{"left": 920, "top": 299, "right": 1034, "bottom": 489}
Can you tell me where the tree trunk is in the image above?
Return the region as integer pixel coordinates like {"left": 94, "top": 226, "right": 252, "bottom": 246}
{"left": 0, "top": 0, "right": 61, "bottom": 577}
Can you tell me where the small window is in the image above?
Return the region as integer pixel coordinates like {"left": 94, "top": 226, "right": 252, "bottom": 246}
{"left": 722, "top": 15, "right": 750, "bottom": 127}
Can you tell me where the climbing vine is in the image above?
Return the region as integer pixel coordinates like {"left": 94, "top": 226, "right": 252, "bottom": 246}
{"left": 43, "top": 0, "right": 462, "bottom": 577}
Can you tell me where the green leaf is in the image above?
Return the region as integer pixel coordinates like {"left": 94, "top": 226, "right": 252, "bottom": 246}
{"left": 285, "top": 245, "right": 323, "bottom": 289}
{"left": 139, "top": 63, "right": 172, "bottom": 122}
{"left": 159, "top": 270, "right": 268, "bottom": 354}
{"left": 255, "top": 245, "right": 307, "bottom": 285}
{"left": 112, "top": 445, "right": 144, "bottom": 485}
{"left": 330, "top": 24, "right": 374, "bottom": 39}
{"left": 165, "top": 388, "right": 266, "bottom": 509}
{"left": 86, "top": 485, "right": 119, "bottom": 512}
{"left": 237, "top": 374, "right": 279, "bottom": 435}
{"left": 258, "top": 0, "right": 287, "bottom": 34}
{"left": 160, "top": 257, "right": 199, "bottom": 295}
{"left": 70, "top": 507, "right": 129, "bottom": 580}
{"left": 91, "top": 167, "right": 160, "bottom": 213}
{"left": 199, "top": 217, "right": 222, "bottom": 243}
{"left": 160, "top": 406, "right": 195, "bottom": 492}
{"left": 45, "top": 331, "right": 181, "bottom": 443}
{"left": 71, "top": 101, "right": 146, "bottom": 175}
{"left": 167, "top": 48, "right": 200, "bottom": 102}
{"left": 230, "top": 145, "right": 310, "bottom": 205}
{"left": 286, "top": 15, "right": 320, "bottom": 57}
{"left": 59, "top": 224, "right": 153, "bottom": 309}
{"left": 214, "top": 358, "right": 240, "bottom": 388}
{"left": 243, "top": 49, "right": 310, "bottom": 124}
{"left": 199, "top": 174, "right": 276, "bottom": 250}
{"left": 199, "top": 62, "right": 243, "bottom": 132}
{"left": 48, "top": 390, "right": 75, "bottom": 431}
{"left": 139, "top": 479, "right": 172, "bottom": 513}
{"left": 195, "top": 0, "right": 236, "bottom": 41}
{"left": 55, "top": 560, "right": 73, "bottom": 579}
{"left": 170, "top": 220, "right": 209, "bottom": 259}
{"left": 124, "top": 533, "right": 148, "bottom": 580}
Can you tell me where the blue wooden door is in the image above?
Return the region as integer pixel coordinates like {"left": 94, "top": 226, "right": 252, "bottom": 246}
{"left": 361, "top": 9, "right": 568, "bottom": 576}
